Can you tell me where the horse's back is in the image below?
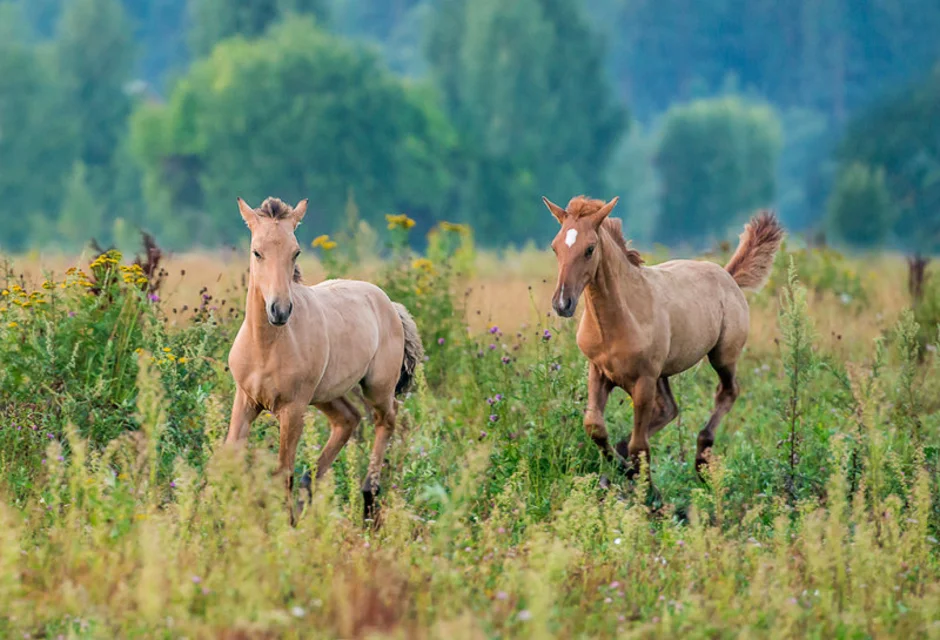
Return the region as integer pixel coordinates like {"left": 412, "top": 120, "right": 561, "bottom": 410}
{"left": 647, "top": 260, "right": 749, "bottom": 375}
{"left": 301, "top": 279, "right": 404, "bottom": 401}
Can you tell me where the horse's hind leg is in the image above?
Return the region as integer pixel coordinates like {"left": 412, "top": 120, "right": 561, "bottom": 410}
{"left": 697, "top": 356, "right": 739, "bottom": 477}
{"left": 361, "top": 393, "right": 397, "bottom": 524}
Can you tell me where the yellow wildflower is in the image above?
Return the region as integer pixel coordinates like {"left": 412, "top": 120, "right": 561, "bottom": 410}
{"left": 1, "top": 290, "right": 7, "bottom": 296}
{"left": 178, "top": 357, "right": 188, "bottom": 365}
{"left": 312, "top": 235, "right": 337, "bottom": 251}
{"left": 7, "top": 322, "right": 18, "bottom": 328}
{"left": 162, "top": 347, "right": 172, "bottom": 353}
{"left": 167, "top": 354, "right": 177, "bottom": 362}
{"left": 386, "top": 213, "right": 416, "bottom": 230}
{"left": 41, "top": 281, "right": 54, "bottom": 290}
{"left": 439, "top": 221, "right": 470, "bottom": 235}
{"left": 411, "top": 258, "right": 434, "bottom": 272}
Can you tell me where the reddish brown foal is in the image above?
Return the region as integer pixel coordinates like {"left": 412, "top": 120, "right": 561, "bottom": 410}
{"left": 545, "top": 195, "right": 783, "bottom": 479}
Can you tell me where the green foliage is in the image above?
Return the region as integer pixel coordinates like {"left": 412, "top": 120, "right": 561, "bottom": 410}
{"left": 131, "top": 17, "right": 455, "bottom": 247}
{"left": 1, "top": 245, "right": 940, "bottom": 636}
{"left": 55, "top": 0, "right": 134, "bottom": 173}
{"left": 654, "top": 97, "right": 782, "bottom": 247}
{"left": 56, "top": 162, "right": 105, "bottom": 250}
{"left": 187, "top": 0, "right": 329, "bottom": 56}
{"left": 425, "top": 0, "right": 626, "bottom": 246}
{"left": 0, "top": 253, "right": 230, "bottom": 501}
{"left": 837, "top": 68, "right": 940, "bottom": 256}
{"left": 0, "top": 3, "right": 78, "bottom": 252}
{"left": 776, "top": 259, "right": 819, "bottom": 503}
{"left": 768, "top": 243, "right": 868, "bottom": 308}
{"left": 826, "top": 162, "right": 895, "bottom": 249}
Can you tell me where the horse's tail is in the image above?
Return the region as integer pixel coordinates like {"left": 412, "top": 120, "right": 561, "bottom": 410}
{"left": 724, "top": 211, "right": 784, "bottom": 292}
{"left": 392, "top": 302, "right": 424, "bottom": 396}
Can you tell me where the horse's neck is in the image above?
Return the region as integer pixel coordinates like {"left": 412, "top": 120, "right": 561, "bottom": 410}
{"left": 582, "top": 235, "right": 652, "bottom": 339}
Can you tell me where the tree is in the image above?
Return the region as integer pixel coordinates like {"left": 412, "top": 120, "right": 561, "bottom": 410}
{"left": 653, "top": 97, "right": 782, "bottom": 247}
{"left": 55, "top": 0, "right": 135, "bottom": 177}
{"left": 836, "top": 67, "right": 940, "bottom": 301}
{"left": 130, "top": 18, "right": 454, "bottom": 247}
{"left": 57, "top": 162, "right": 105, "bottom": 249}
{"left": 187, "top": 0, "right": 329, "bottom": 57}
{"left": 425, "top": 0, "right": 626, "bottom": 245}
{"left": 826, "top": 163, "right": 895, "bottom": 248}
{"left": 0, "top": 3, "right": 78, "bottom": 251}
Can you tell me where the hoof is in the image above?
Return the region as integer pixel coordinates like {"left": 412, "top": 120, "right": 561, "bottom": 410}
{"left": 362, "top": 488, "right": 381, "bottom": 526}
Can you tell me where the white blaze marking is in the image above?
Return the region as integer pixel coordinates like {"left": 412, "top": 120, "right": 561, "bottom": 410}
{"left": 565, "top": 229, "right": 578, "bottom": 247}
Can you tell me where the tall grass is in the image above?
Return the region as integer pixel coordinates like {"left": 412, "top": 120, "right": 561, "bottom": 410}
{"left": 0, "top": 231, "right": 938, "bottom": 638}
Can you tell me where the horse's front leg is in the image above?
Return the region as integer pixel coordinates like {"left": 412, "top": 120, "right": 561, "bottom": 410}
{"left": 225, "top": 387, "right": 260, "bottom": 446}
{"left": 624, "top": 375, "right": 657, "bottom": 480}
{"left": 584, "top": 363, "right": 630, "bottom": 470}
{"left": 275, "top": 403, "right": 307, "bottom": 526}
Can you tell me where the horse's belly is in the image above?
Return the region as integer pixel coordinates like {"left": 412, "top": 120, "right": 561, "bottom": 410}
{"left": 309, "top": 361, "right": 371, "bottom": 403}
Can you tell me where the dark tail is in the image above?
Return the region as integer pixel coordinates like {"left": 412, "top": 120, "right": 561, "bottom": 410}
{"left": 724, "top": 211, "right": 785, "bottom": 292}
{"left": 392, "top": 302, "right": 424, "bottom": 395}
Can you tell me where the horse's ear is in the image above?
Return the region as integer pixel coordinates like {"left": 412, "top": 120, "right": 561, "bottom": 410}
{"left": 292, "top": 199, "right": 308, "bottom": 227}
{"left": 542, "top": 196, "right": 567, "bottom": 224}
{"left": 588, "top": 197, "right": 619, "bottom": 227}
{"left": 237, "top": 198, "right": 259, "bottom": 229}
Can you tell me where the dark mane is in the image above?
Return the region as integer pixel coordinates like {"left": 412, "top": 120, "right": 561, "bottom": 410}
{"left": 566, "top": 195, "right": 644, "bottom": 267}
{"left": 258, "top": 197, "right": 294, "bottom": 221}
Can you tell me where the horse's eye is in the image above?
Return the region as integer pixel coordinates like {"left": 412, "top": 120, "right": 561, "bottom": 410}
{"left": 293, "top": 251, "right": 301, "bottom": 261}
{"left": 585, "top": 245, "right": 596, "bottom": 258}
{"left": 252, "top": 250, "right": 262, "bottom": 260}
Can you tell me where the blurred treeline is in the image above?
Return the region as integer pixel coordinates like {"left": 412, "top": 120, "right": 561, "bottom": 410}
{"left": 0, "top": 0, "right": 938, "bottom": 254}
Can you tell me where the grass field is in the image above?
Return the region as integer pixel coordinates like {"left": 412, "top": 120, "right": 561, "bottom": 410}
{"left": 1, "top": 230, "right": 939, "bottom": 639}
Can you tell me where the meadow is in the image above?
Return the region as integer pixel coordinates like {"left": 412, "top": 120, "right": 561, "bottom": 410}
{"left": 1, "top": 222, "right": 939, "bottom": 639}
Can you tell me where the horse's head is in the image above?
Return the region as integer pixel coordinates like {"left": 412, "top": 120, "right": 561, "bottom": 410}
{"left": 544, "top": 195, "right": 619, "bottom": 318}
{"left": 237, "top": 196, "right": 308, "bottom": 326}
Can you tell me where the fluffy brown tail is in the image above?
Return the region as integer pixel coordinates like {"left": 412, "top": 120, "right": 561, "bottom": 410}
{"left": 724, "top": 211, "right": 784, "bottom": 292}
{"left": 393, "top": 302, "right": 424, "bottom": 395}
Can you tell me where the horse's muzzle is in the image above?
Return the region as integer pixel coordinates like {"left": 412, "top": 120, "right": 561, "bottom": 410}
{"left": 553, "top": 296, "right": 576, "bottom": 318}
{"left": 268, "top": 301, "right": 293, "bottom": 326}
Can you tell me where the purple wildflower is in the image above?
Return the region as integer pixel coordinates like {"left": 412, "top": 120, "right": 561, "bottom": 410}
{"left": 550, "top": 363, "right": 562, "bottom": 372}
{"left": 517, "top": 610, "right": 532, "bottom": 622}
{"left": 488, "top": 343, "right": 496, "bottom": 351}
{"left": 496, "top": 591, "right": 509, "bottom": 601}
{"left": 148, "top": 294, "right": 160, "bottom": 303}
{"left": 489, "top": 414, "right": 498, "bottom": 423}
{"left": 47, "top": 433, "right": 54, "bottom": 439}
{"left": 610, "top": 581, "right": 621, "bottom": 589}
{"left": 170, "top": 481, "right": 177, "bottom": 489}
{"left": 437, "top": 337, "right": 445, "bottom": 345}
{"left": 57, "top": 456, "right": 64, "bottom": 462}
{"left": 542, "top": 329, "right": 552, "bottom": 340}
{"left": 479, "top": 430, "right": 487, "bottom": 439}
{"left": 495, "top": 393, "right": 503, "bottom": 402}
{"left": 191, "top": 576, "right": 202, "bottom": 584}
{"left": 489, "top": 326, "right": 499, "bottom": 335}
{"left": 68, "top": 311, "right": 76, "bottom": 318}
{"left": 487, "top": 397, "right": 495, "bottom": 405}
{"left": 501, "top": 356, "right": 510, "bottom": 365}
{"left": 497, "top": 527, "right": 506, "bottom": 534}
